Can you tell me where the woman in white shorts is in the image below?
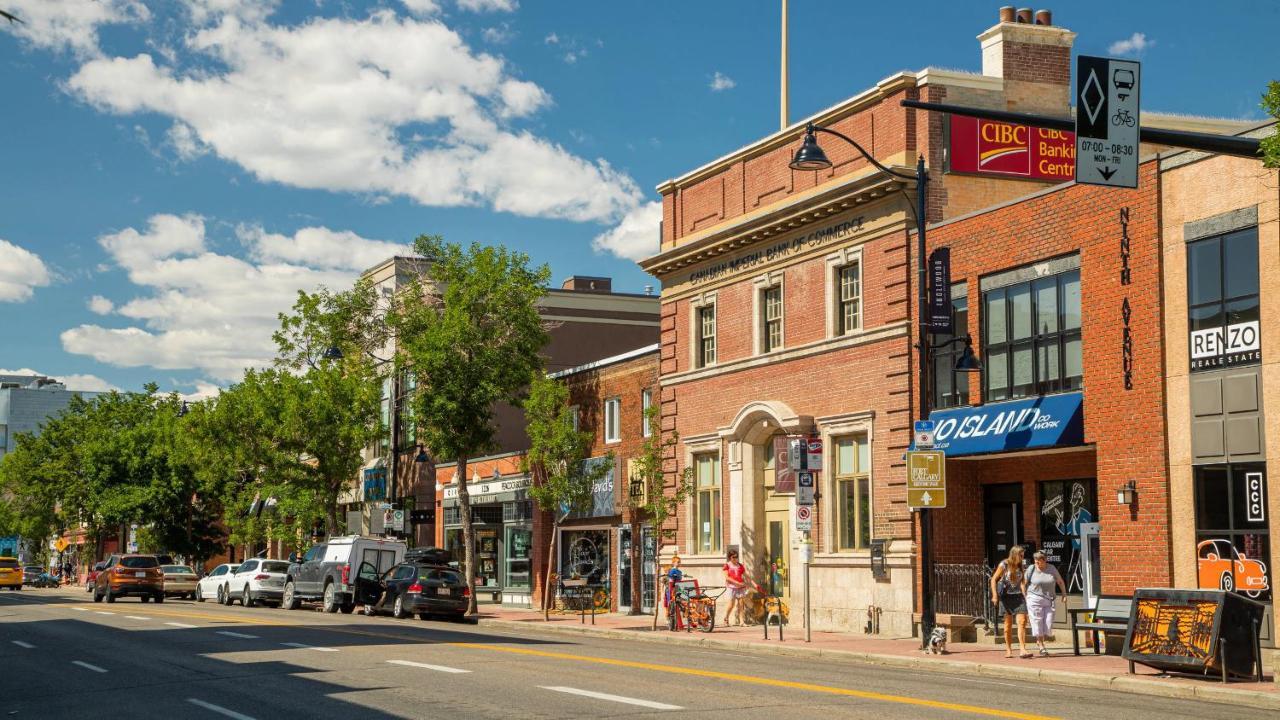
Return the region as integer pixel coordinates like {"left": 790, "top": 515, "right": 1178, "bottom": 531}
{"left": 1024, "top": 551, "right": 1067, "bottom": 656}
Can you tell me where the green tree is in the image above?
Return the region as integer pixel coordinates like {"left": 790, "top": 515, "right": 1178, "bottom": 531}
{"left": 391, "top": 235, "right": 550, "bottom": 614}
{"left": 626, "top": 404, "right": 695, "bottom": 628}
{"left": 1262, "top": 81, "right": 1280, "bottom": 168}
{"left": 522, "top": 374, "right": 613, "bottom": 620}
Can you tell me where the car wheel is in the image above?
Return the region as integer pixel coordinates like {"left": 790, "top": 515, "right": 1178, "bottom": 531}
{"left": 155, "top": 594, "right": 164, "bottom": 604}
{"left": 418, "top": 612, "right": 430, "bottom": 621}
{"left": 141, "top": 595, "right": 150, "bottom": 603}
{"left": 196, "top": 587, "right": 205, "bottom": 602}
{"left": 93, "top": 589, "right": 103, "bottom": 603}
{"left": 283, "top": 581, "right": 300, "bottom": 610}
{"left": 1246, "top": 590, "right": 1262, "bottom": 599}
{"left": 243, "top": 587, "right": 255, "bottom": 608}
{"left": 217, "top": 585, "right": 226, "bottom": 605}
{"left": 393, "top": 596, "right": 408, "bottom": 619}
{"left": 340, "top": 602, "right": 355, "bottom": 615}
{"left": 322, "top": 582, "right": 339, "bottom": 613}
{"left": 106, "top": 589, "right": 116, "bottom": 604}
{"left": 1220, "top": 572, "right": 1235, "bottom": 593}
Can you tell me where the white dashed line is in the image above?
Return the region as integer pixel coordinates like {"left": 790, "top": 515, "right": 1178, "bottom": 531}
{"left": 71, "top": 607, "right": 88, "bottom": 612}
{"left": 386, "top": 659, "right": 470, "bottom": 673}
{"left": 11, "top": 640, "right": 34, "bottom": 649}
{"left": 165, "top": 622, "right": 198, "bottom": 628}
{"left": 95, "top": 611, "right": 115, "bottom": 615}
{"left": 281, "top": 642, "right": 337, "bottom": 652}
{"left": 540, "top": 687, "right": 682, "bottom": 711}
{"left": 216, "top": 631, "right": 259, "bottom": 639}
{"left": 72, "top": 660, "right": 108, "bottom": 673}
{"left": 125, "top": 615, "right": 151, "bottom": 621}
{"left": 186, "top": 698, "right": 258, "bottom": 720}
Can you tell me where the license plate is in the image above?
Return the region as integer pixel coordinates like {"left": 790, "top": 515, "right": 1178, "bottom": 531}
{"left": 438, "top": 588, "right": 451, "bottom": 597}
{"left": 135, "top": 572, "right": 146, "bottom": 578}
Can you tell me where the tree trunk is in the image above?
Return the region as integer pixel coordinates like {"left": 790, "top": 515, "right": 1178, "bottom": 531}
{"left": 652, "top": 542, "right": 662, "bottom": 630}
{"left": 629, "top": 518, "right": 643, "bottom": 615}
{"left": 543, "top": 517, "right": 558, "bottom": 621}
{"left": 457, "top": 454, "right": 477, "bottom": 615}
{"left": 327, "top": 503, "right": 340, "bottom": 538}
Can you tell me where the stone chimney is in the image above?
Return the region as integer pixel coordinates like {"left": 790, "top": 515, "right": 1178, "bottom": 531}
{"left": 979, "top": 7, "right": 1076, "bottom": 114}
{"left": 561, "top": 276, "right": 612, "bottom": 293}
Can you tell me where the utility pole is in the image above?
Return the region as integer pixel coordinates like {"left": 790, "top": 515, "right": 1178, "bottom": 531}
{"left": 780, "top": 0, "right": 789, "bottom": 130}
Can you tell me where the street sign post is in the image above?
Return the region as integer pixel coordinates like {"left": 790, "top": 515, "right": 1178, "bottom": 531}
{"left": 796, "top": 471, "right": 815, "bottom": 506}
{"left": 788, "top": 438, "right": 804, "bottom": 471}
{"left": 805, "top": 436, "right": 823, "bottom": 471}
{"left": 906, "top": 450, "right": 947, "bottom": 510}
{"left": 795, "top": 504, "right": 813, "bottom": 532}
{"left": 1074, "top": 55, "right": 1140, "bottom": 188}
{"left": 913, "top": 420, "right": 936, "bottom": 449}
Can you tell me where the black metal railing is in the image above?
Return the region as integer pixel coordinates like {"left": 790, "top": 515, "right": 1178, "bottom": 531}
{"left": 933, "top": 563, "right": 997, "bottom": 629}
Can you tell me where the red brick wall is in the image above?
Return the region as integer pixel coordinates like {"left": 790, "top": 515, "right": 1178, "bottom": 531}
{"left": 925, "top": 161, "right": 1170, "bottom": 593}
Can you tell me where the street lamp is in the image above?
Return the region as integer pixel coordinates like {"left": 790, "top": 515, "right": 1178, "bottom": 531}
{"left": 790, "top": 123, "right": 948, "bottom": 650}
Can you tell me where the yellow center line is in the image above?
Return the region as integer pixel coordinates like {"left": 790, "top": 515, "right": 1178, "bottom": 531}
{"left": 61, "top": 604, "right": 1056, "bottom": 719}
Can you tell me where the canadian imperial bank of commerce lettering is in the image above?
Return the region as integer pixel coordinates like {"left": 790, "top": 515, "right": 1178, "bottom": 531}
{"left": 689, "top": 216, "right": 865, "bottom": 285}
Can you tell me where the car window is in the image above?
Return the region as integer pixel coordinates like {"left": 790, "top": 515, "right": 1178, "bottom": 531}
{"left": 120, "top": 556, "right": 159, "bottom": 569}
{"left": 0, "top": 559, "right": 18, "bottom": 569}
{"left": 238, "top": 560, "right": 258, "bottom": 573}
{"left": 162, "top": 565, "right": 193, "bottom": 574}
{"left": 395, "top": 565, "right": 416, "bottom": 580}
{"left": 261, "top": 561, "right": 289, "bottom": 574}
{"left": 304, "top": 545, "right": 325, "bottom": 562}
{"left": 210, "top": 566, "right": 226, "bottom": 577}
{"left": 357, "top": 561, "right": 380, "bottom": 581}
{"left": 418, "top": 568, "right": 464, "bottom": 584}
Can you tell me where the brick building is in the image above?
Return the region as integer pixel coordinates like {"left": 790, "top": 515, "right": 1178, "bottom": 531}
{"left": 640, "top": 7, "right": 1253, "bottom": 637}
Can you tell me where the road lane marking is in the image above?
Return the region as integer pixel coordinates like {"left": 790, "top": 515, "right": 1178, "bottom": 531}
{"left": 281, "top": 642, "right": 337, "bottom": 652}
{"left": 95, "top": 611, "right": 115, "bottom": 615}
{"left": 165, "top": 622, "right": 198, "bottom": 628}
{"left": 71, "top": 660, "right": 107, "bottom": 673}
{"left": 125, "top": 615, "right": 151, "bottom": 620}
{"left": 540, "top": 686, "right": 681, "bottom": 710}
{"left": 386, "top": 660, "right": 469, "bottom": 673}
{"left": 71, "top": 607, "right": 88, "bottom": 612}
{"left": 186, "top": 698, "right": 257, "bottom": 720}
{"left": 217, "top": 631, "right": 259, "bottom": 639}
{"left": 11, "top": 640, "right": 34, "bottom": 648}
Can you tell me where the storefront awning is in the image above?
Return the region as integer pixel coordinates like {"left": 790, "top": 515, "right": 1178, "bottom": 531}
{"left": 923, "top": 391, "right": 1084, "bottom": 457}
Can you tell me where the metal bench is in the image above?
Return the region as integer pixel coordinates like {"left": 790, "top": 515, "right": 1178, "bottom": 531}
{"left": 1067, "top": 594, "right": 1134, "bottom": 670}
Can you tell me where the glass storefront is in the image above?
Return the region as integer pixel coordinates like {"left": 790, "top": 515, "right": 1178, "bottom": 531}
{"left": 442, "top": 498, "right": 532, "bottom": 601}
{"left": 560, "top": 528, "right": 610, "bottom": 610}
{"left": 1194, "top": 463, "right": 1271, "bottom": 601}
{"left": 505, "top": 525, "right": 532, "bottom": 591}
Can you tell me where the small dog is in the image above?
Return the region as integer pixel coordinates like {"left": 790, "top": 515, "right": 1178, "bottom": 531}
{"left": 926, "top": 626, "right": 949, "bottom": 655}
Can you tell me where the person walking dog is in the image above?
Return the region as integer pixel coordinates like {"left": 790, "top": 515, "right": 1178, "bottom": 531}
{"left": 1024, "top": 551, "right": 1067, "bottom": 656}
{"left": 721, "top": 550, "right": 750, "bottom": 626}
{"left": 990, "top": 545, "right": 1032, "bottom": 658}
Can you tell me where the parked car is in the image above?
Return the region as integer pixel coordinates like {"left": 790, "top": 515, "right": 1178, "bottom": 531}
{"left": 222, "top": 558, "right": 289, "bottom": 607}
{"left": 86, "top": 561, "right": 107, "bottom": 593}
{"left": 162, "top": 565, "right": 199, "bottom": 599}
{"left": 360, "top": 562, "right": 472, "bottom": 621}
{"left": 0, "top": 557, "right": 22, "bottom": 591}
{"left": 22, "top": 566, "right": 42, "bottom": 585}
{"left": 404, "top": 547, "right": 451, "bottom": 566}
{"left": 1197, "top": 539, "right": 1269, "bottom": 598}
{"left": 93, "top": 554, "right": 164, "bottom": 603}
{"left": 195, "top": 563, "right": 239, "bottom": 603}
{"left": 283, "top": 536, "right": 406, "bottom": 614}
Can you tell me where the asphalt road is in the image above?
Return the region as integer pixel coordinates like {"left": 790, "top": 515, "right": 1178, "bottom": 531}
{"left": 0, "top": 586, "right": 1270, "bottom": 720}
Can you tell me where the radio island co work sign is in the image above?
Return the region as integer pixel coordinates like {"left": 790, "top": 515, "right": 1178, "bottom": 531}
{"left": 923, "top": 392, "right": 1085, "bottom": 457}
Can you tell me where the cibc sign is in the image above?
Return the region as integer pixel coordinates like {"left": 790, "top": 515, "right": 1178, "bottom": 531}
{"left": 947, "top": 115, "right": 1075, "bottom": 181}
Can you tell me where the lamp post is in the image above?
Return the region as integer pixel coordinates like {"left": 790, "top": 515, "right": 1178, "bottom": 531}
{"left": 791, "top": 125, "right": 978, "bottom": 649}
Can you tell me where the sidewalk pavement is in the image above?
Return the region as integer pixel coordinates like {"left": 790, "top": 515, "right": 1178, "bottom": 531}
{"left": 473, "top": 605, "right": 1278, "bottom": 712}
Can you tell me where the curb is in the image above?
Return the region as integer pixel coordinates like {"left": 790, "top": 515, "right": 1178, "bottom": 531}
{"left": 476, "top": 617, "right": 1279, "bottom": 712}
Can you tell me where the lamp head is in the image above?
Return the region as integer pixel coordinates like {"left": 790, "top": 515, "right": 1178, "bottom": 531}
{"left": 789, "top": 124, "right": 833, "bottom": 171}
{"left": 955, "top": 336, "right": 983, "bottom": 373}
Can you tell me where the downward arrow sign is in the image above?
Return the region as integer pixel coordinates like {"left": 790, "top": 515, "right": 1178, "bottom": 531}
{"left": 1099, "top": 166, "right": 1117, "bottom": 181}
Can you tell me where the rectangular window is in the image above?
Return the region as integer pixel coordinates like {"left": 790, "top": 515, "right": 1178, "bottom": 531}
{"left": 931, "top": 285, "right": 970, "bottom": 409}
{"left": 379, "top": 377, "right": 392, "bottom": 454}
{"left": 838, "top": 262, "right": 861, "bottom": 335}
{"left": 697, "top": 305, "right": 717, "bottom": 367}
{"left": 641, "top": 389, "right": 653, "bottom": 437}
{"left": 982, "top": 268, "right": 1082, "bottom": 401}
{"left": 762, "top": 286, "right": 783, "bottom": 352}
{"left": 1187, "top": 227, "right": 1261, "bottom": 372}
{"left": 835, "top": 435, "right": 872, "bottom": 550}
{"left": 694, "top": 453, "right": 721, "bottom": 554}
{"left": 604, "top": 397, "right": 621, "bottom": 443}
{"left": 1194, "top": 463, "right": 1270, "bottom": 601}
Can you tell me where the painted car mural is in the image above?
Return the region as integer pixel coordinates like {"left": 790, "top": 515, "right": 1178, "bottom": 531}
{"left": 1196, "top": 539, "right": 1269, "bottom": 598}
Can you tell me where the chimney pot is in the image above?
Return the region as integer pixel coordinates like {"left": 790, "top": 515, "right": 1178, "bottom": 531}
{"left": 1016, "top": 7, "right": 1033, "bottom": 22}
{"left": 1035, "top": 9, "right": 1052, "bottom": 25}
{"left": 999, "top": 6, "right": 1016, "bottom": 22}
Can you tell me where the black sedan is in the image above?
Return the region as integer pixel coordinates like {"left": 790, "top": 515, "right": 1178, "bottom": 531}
{"left": 358, "top": 562, "right": 473, "bottom": 622}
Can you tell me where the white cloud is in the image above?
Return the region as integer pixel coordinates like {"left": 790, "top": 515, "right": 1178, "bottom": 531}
{"left": 0, "top": 238, "right": 52, "bottom": 302}
{"left": 481, "top": 23, "right": 514, "bottom": 44}
{"left": 544, "top": 32, "right": 559, "bottom": 44}
{"left": 88, "top": 295, "right": 115, "bottom": 315}
{"left": 457, "top": 0, "right": 517, "bottom": 11}
{"left": 1108, "top": 32, "right": 1154, "bottom": 55}
{"left": 710, "top": 71, "right": 736, "bottom": 92}
{"left": 61, "top": 214, "right": 395, "bottom": 381}
{"left": 592, "top": 201, "right": 661, "bottom": 262}
{"left": 399, "top": 0, "right": 440, "bottom": 17}
{"left": 0, "top": 0, "right": 149, "bottom": 56}
{"left": 0, "top": 368, "right": 119, "bottom": 392}
{"left": 66, "top": 10, "right": 642, "bottom": 224}
{"left": 179, "top": 380, "right": 223, "bottom": 401}
{"left": 167, "top": 122, "right": 210, "bottom": 161}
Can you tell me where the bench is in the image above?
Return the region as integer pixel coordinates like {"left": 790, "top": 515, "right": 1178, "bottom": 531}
{"left": 1067, "top": 595, "right": 1133, "bottom": 670}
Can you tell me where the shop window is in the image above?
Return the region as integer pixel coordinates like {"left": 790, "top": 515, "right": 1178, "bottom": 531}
{"left": 835, "top": 435, "right": 872, "bottom": 550}
{"left": 931, "top": 283, "right": 970, "bottom": 409}
{"left": 762, "top": 285, "right": 783, "bottom": 352}
{"left": 1187, "top": 227, "right": 1260, "bottom": 372}
{"left": 1194, "top": 464, "right": 1270, "bottom": 601}
{"left": 641, "top": 388, "right": 653, "bottom": 437}
{"left": 505, "top": 525, "right": 532, "bottom": 590}
{"left": 1037, "top": 479, "right": 1096, "bottom": 592}
{"left": 838, "top": 262, "right": 861, "bottom": 335}
{"left": 697, "top": 305, "right": 717, "bottom": 367}
{"left": 604, "top": 397, "right": 621, "bottom": 443}
{"left": 982, "top": 268, "right": 1081, "bottom": 401}
{"left": 694, "top": 453, "right": 722, "bottom": 554}
{"left": 379, "top": 376, "right": 392, "bottom": 454}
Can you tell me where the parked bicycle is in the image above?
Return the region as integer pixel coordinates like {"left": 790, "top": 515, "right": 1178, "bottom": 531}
{"left": 666, "top": 578, "right": 724, "bottom": 633}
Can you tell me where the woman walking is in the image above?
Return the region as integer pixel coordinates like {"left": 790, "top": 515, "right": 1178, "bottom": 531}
{"left": 1025, "top": 551, "right": 1067, "bottom": 656}
{"left": 990, "top": 545, "right": 1032, "bottom": 658}
{"left": 721, "top": 550, "right": 750, "bottom": 626}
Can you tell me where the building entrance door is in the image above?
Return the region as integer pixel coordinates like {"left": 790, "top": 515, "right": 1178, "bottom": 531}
{"left": 984, "top": 482, "right": 1024, "bottom": 566}
{"left": 764, "top": 508, "right": 791, "bottom": 599}
{"left": 618, "top": 527, "right": 632, "bottom": 613}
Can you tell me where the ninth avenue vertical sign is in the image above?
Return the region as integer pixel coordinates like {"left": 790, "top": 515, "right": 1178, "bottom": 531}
{"left": 928, "top": 247, "right": 951, "bottom": 332}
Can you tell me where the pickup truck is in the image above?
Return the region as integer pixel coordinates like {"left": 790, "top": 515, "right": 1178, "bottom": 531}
{"left": 282, "top": 536, "right": 405, "bottom": 614}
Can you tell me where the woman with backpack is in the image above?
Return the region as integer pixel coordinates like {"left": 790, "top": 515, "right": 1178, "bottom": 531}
{"left": 989, "top": 545, "right": 1032, "bottom": 658}
{"left": 1024, "top": 551, "right": 1067, "bottom": 656}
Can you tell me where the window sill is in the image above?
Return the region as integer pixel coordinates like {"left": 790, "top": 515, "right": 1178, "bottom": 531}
{"left": 605, "top": 439, "right": 622, "bottom": 445}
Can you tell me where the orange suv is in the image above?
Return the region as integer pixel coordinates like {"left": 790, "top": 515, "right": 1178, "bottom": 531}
{"left": 93, "top": 554, "right": 165, "bottom": 603}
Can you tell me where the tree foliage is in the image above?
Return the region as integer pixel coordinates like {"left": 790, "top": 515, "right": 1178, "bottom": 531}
{"left": 1262, "top": 81, "right": 1280, "bottom": 168}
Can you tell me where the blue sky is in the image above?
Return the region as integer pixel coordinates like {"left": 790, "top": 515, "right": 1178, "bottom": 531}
{"left": 1, "top": 0, "right": 1275, "bottom": 396}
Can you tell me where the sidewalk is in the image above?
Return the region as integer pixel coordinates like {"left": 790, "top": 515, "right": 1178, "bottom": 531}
{"left": 474, "top": 606, "right": 1278, "bottom": 711}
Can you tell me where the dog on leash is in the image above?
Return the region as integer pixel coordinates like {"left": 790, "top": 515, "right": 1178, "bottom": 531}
{"left": 926, "top": 626, "right": 949, "bottom": 655}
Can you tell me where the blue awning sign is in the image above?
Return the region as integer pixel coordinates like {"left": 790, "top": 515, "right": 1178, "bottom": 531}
{"left": 924, "top": 391, "right": 1085, "bottom": 457}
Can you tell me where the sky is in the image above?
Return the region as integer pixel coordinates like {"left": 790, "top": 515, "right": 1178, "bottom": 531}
{"left": 0, "top": 0, "right": 1275, "bottom": 397}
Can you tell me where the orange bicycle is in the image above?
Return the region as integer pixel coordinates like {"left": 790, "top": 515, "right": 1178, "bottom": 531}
{"left": 667, "top": 579, "right": 725, "bottom": 633}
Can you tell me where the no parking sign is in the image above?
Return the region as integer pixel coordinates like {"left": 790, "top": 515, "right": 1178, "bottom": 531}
{"left": 795, "top": 504, "right": 812, "bottom": 532}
